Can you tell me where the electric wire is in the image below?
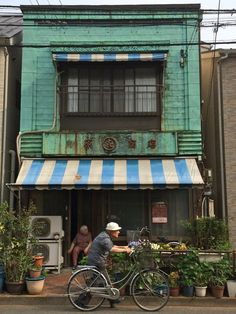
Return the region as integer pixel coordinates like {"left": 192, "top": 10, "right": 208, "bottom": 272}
{"left": 203, "top": 0, "right": 221, "bottom": 151}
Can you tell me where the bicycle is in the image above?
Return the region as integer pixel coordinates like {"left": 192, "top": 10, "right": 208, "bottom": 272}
{"left": 67, "top": 229, "right": 170, "bottom": 312}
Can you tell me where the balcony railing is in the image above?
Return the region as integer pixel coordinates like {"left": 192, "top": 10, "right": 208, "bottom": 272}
{"left": 59, "top": 84, "right": 163, "bottom": 115}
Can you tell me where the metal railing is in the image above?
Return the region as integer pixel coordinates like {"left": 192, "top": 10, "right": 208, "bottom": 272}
{"left": 59, "top": 84, "right": 163, "bottom": 114}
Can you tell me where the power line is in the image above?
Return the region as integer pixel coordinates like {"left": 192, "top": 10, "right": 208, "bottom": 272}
{"left": 1, "top": 39, "right": 236, "bottom": 48}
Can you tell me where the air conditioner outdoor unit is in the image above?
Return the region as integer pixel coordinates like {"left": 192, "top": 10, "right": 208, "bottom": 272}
{"left": 30, "top": 215, "right": 64, "bottom": 239}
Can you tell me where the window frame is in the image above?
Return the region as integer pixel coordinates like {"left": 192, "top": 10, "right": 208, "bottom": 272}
{"left": 59, "top": 61, "right": 164, "bottom": 117}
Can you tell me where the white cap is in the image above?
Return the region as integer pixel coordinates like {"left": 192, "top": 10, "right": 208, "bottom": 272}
{"left": 106, "top": 222, "right": 122, "bottom": 231}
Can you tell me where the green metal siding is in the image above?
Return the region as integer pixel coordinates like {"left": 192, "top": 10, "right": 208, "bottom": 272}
{"left": 178, "top": 132, "right": 202, "bottom": 155}
{"left": 20, "top": 6, "right": 202, "bottom": 157}
{"left": 42, "top": 131, "right": 177, "bottom": 156}
{"left": 20, "top": 133, "right": 43, "bottom": 157}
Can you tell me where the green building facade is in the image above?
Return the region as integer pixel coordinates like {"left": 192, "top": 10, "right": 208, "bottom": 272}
{"left": 17, "top": 5, "right": 203, "bottom": 266}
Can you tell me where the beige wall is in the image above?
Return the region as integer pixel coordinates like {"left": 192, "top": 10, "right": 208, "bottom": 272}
{"left": 201, "top": 50, "right": 236, "bottom": 248}
{"left": 221, "top": 57, "right": 236, "bottom": 247}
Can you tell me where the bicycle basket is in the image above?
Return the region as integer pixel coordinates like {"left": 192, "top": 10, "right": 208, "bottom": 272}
{"left": 136, "top": 247, "right": 157, "bottom": 268}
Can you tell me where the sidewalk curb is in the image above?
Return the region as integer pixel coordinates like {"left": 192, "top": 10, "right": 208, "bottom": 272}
{"left": 1, "top": 294, "right": 236, "bottom": 306}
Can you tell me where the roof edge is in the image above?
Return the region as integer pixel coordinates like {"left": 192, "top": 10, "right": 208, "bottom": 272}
{"left": 20, "top": 4, "right": 201, "bottom": 12}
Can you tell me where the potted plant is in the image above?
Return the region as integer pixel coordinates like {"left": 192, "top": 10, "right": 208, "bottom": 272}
{"left": 0, "top": 202, "right": 38, "bottom": 294}
{"left": 29, "top": 265, "right": 42, "bottom": 278}
{"left": 227, "top": 275, "right": 236, "bottom": 298}
{"left": 182, "top": 217, "right": 230, "bottom": 250}
{"left": 177, "top": 251, "right": 198, "bottom": 297}
{"left": 32, "top": 253, "right": 44, "bottom": 268}
{"left": 168, "top": 271, "right": 180, "bottom": 296}
{"left": 208, "top": 258, "right": 232, "bottom": 298}
{"left": 25, "top": 274, "right": 46, "bottom": 295}
{"left": 194, "top": 261, "right": 211, "bottom": 297}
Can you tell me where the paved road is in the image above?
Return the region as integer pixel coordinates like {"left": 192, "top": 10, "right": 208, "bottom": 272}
{"left": 0, "top": 304, "right": 236, "bottom": 314}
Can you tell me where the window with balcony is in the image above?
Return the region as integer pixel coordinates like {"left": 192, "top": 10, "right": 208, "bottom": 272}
{"left": 59, "top": 62, "right": 164, "bottom": 130}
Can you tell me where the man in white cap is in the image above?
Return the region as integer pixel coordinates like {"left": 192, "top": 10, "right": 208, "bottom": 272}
{"left": 87, "top": 222, "right": 132, "bottom": 307}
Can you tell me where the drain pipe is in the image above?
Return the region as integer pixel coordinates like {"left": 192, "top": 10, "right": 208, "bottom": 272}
{"left": 217, "top": 51, "right": 229, "bottom": 219}
{"left": 9, "top": 150, "right": 16, "bottom": 211}
{"left": 0, "top": 47, "right": 9, "bottom": 203}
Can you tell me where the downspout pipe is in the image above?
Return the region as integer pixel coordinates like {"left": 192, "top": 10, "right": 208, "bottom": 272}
{"left": 0, "top": 47, "right": 9, "bottom": 203}
{"left": 9, "top": 150, "right": 16, "bottom": 211}
{"left": 217, "top": 52, "right": 229, "bottom": 219}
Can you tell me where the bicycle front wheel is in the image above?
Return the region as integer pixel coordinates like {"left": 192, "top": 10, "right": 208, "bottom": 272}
{"left": 67, "top": 268, "right": 107, "bottom": 311}
{"left": 131, "top": 269, "right": 169, "bottom": 311}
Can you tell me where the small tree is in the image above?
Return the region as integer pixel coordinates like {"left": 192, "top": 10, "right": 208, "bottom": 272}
{"left": 0, "top": 202, "right": 37, "bottom": 282}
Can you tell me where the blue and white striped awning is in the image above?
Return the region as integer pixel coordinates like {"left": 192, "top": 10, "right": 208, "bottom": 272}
{"left": 10, "top": 158, "right": 203, "bottom": 190}
{"left": 52, "top": 53, "right": 167, "bottom": 62}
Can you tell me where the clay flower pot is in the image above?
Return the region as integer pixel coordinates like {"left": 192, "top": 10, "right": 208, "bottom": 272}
{"left": 33, "top": 255, "right": 44, "bottom": 267}
{"left": 29, "top": 268, "right": 42, "bottom": 278}
{"left": 170, "top": 287, "right": 180, "bottom": 296}
{"left": 211, "top": 285, "right": 225, "bottom": 298}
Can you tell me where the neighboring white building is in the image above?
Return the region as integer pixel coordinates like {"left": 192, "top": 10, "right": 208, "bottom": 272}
{"left": 0, "top": 15, "right": 22, "bottom": 208}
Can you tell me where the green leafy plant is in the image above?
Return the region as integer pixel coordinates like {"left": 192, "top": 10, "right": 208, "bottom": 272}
{"left": 194, "top": 261, "right": 212, "bottom": 287}
{"left": 168, "top": 271, "right": 180, "bottom": 288}
{"left": 0, "top": 202, "right": 37, "bottom": 282}
{"left": 79, "top": 255, "right": 88, "bottom": 265}
{"left": 30, "top": 265, "right": 42, "bottom": 271}
{"left": 208, "top": 259, "right": 232, "bottom": 287}
{"left": 181, "top": 217, "right": 230, "bottom": 250}
{"left": 108, "top": 253, "right": 132, "bottom": 281}
{"left": 177, "top": 250, "right": 199, "bottom": 287}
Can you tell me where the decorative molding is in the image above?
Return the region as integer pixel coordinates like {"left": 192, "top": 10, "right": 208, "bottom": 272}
{"left": 128, "top": 139, "right": 136, "bottom": 149}
{"left": 51, "top": 45, "right": 169, "bottom": 53}
{"left": 148, "top": 139, "right": 157, "bottom": 149}
{"left": 102, "top": 137, "right": 117, "bottom": 152}
{"left": 84, "top": 138, "right": 93, "bottom": 150}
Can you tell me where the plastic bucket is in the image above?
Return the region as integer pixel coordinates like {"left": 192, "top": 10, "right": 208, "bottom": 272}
{"left": 0, "top": 267, "right": 5, "bottom": 293}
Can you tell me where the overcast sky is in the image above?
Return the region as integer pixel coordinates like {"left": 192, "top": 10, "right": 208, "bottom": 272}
{"left": 0, "top": 0, "right": 235, "bottom": 48}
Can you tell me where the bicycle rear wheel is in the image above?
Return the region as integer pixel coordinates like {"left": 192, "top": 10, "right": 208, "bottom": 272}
{"left": 67, "top": 268, "right": 107, "bottom": 311}
{"left": 131, "top": 269, "right": 169, "bottom": 311}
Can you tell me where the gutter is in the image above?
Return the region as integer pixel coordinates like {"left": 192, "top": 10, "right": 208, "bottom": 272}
{"left": 216, "top": 52, "right": 229, "bottom": 219}
{"left": 0, "top": 47, "right": 9, "bottom": 203}
{"left": 9, "top": 150, "right": 16, "bottom": 211}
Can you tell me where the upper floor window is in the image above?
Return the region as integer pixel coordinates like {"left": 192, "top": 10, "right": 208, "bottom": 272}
{"left": 59, "top": 62, "right": 163, "bottom": 116}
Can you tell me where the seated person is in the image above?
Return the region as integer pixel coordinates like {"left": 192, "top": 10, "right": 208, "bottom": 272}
{"left": 68, "top": 225, "right": 92, "bottom": 269}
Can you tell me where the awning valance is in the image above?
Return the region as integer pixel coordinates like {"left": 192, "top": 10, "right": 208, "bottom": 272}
{"left": 52, "top": 52, "right": 167, "bottom": 62}
{"left": 10, "top": 158, "right": 204, "bottom": 191}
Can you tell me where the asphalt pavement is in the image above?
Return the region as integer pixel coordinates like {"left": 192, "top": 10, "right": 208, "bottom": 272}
{"left": 0, "top": 304, "right": 236, "bottom": 314}
{"left": 1, "top": 268, "right": 236, "bottom": 308}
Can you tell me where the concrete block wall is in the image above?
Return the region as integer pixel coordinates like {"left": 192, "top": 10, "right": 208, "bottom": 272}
{"left": 221, "top": 57, "right": 236, "bottom": 248}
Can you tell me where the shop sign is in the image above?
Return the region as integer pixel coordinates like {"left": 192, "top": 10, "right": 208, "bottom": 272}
{"left": 152, "top": 202, "right": 168, "bottom": 223}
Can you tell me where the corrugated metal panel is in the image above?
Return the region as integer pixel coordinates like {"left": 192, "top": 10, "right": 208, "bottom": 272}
{"left": 178, "top": 132, "right": 202, "bottom": 155}
{"left": 20, "top": 134, "right": 43, "bottom": 157}
{"left": 0, "top": 16, "right": 22, "bottom": 38}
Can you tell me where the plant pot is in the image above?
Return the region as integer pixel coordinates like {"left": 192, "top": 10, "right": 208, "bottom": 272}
{"left": 198, "top": 252, "right": 224, "bottom": 263}
{"left": 227, "top": 280, "right": 236, "bottom": 297}
{"left": 195, "top": 286, "right": 207, "bottom": 297}
{"left": 0, "top": 268, "right": 5, "bottom": 293}
{"left": 29, "top": 269, "right": 42, "bottom": 278}
{"left": 33, "top": 255, "right": 44, "bottom": 267}
{"left": 182, "top": 285, "right": 194, "bottom": 297}
{"left": 5, "top": 280, "right": 25, "bottom": 294}
{"left": 211, "top": 285, "right": 225, "bottom": 298}
{"left": 26, "top": 275, "right": 45, "bottom": 295}
{"left": 170, "top": 287, "right": 180, "bottom": 296}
